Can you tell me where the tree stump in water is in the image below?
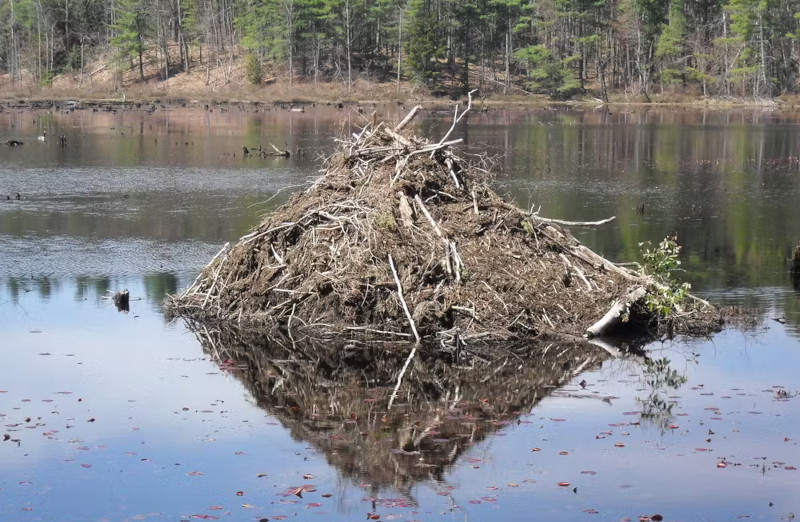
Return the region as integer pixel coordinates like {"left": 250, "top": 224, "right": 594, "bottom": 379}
{"left": 113, "top": 290, "right": 130, "bottom": 312}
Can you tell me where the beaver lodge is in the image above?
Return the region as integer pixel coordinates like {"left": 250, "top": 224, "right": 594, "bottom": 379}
{"left": 165, "top": 101, "right": 723, "bottom": 361}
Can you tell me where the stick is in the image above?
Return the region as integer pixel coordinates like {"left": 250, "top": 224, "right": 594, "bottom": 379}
{"left": 384, "top": 127, "right": 413, "bottom": 147}
{"left": 388, "top": 342, "right": 418, "bottom": 410}
{"left": 559, "top": 253, "right": 592, "bottom": 291}
{"left": 536, "top": 215, "right": 616, "bottom": 227}
{"left": 414, "top": 194, "right": 443, "bottom": 238}
{"left": 585, "top": 286, "right": 647, "bottom": 338}
{"left": 395, "top": 105, "right": 423, "bottom": 131}
{"left": 388, "top": 254, "right": 420, "bottom": 343}
{"left": 432, "top": 90, "right": 477, "bottom": 155}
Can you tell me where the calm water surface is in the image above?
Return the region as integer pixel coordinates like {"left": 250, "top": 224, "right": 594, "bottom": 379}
{"left": 1, "top": 106, "right": 799, "bottom": 521}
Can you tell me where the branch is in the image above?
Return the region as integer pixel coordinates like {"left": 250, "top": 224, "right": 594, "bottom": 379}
{"left": 395, "top": 105, "right": 423, "bottom": 131}
{"left": 537, "top": 216, "right": 616, "bottom": 227}
{"left": 388, "top": 254, "right": 420, "bottom": 343}
{"left": 585, "top": 286, "right": 647, "bottom": 338}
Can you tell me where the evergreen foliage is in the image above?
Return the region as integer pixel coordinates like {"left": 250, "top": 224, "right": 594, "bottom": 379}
{"left": 3, "top": 0, "right": 800, "bottom": 99}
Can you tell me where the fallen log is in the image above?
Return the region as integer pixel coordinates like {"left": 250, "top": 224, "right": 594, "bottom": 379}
{"left": 585, "top": 286, "right": 647, "bottom": 338}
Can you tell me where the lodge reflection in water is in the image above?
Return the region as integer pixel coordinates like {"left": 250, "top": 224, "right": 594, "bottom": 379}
{"left": 183, "top": 325, "right": 667, "bottom": 497}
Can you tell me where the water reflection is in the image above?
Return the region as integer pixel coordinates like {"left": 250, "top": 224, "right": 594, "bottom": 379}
{"left": 187, "top": 324, "right": 649, "bottom": 495}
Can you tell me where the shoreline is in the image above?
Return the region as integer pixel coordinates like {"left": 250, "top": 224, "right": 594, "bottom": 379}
{"left": 0, "top": 86, "right": 794, "bottom": 112}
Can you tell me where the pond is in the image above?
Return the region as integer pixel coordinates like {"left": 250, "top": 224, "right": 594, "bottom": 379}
{"left": 1, "top": 104, "right": 799, "bottom": 521}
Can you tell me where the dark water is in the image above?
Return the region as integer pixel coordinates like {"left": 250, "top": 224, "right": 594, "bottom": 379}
{"left": 1, "top": 106, "right": 799, "bottom": 521}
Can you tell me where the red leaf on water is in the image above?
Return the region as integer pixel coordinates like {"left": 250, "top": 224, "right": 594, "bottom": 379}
{"left": 236, "top": 491, "right": 245, "bottom": 496}
{"left": 531, "top": 448, "right": 541, "bottom": 452}
{"left": 307, "top": 502, "right": 323, "bottom": 508}
{"left": 321, "top": 493, "right": 333, "bottom": 498}
{"left": 208, "top": 506, "right": 224, "bottom": 510}
{"left": 669, "top": 424, "right": 679, "bottom": 429}
{"left": 367, "top": 513, "right": 380, "bottom": 520}
{"left": 785, "top": 466, "right": 797, "bottom": 470}
{"left": 303, "top": 473, "right": 314, "bottom": 479}
{"left": 80, "top": 463, "right": 92, "bottom": 468}
{"left": 558, "top": 482, "right": 571, "bottom": 487}
{"left": 717, "top": 461, "right": 728, "bottom": 468}
{"left": 614, "top": 443, "right": 626, "bottom": 448}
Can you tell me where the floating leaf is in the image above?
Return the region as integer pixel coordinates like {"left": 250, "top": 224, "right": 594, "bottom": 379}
{"left": 557, "top": 482, "right": 571, "bottom": 487}
{"left": 614, "top": 443, "right": 626, "bottom": 448}
{"left": 303, "top": 473, "right": 314, "bottom": 480}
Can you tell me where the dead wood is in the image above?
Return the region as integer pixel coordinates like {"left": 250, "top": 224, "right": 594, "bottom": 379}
{"left": 165, "top": 104, "right": 724, "bottom": 354}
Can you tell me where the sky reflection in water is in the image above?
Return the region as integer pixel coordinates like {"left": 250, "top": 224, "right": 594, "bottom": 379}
{"left": 1, "top": 281, "right": 798, "bottom": 521}
{"left": 1, "top": 107, "right": 799, "bottom": 521}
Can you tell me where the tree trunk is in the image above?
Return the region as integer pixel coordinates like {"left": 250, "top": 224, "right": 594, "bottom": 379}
{"left": 396, "top": 8, "right": 402, "bottom": 93}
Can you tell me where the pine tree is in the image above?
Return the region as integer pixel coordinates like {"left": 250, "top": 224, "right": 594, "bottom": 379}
{"left": 111, "top": 0, "right": 147, "bottom": 82}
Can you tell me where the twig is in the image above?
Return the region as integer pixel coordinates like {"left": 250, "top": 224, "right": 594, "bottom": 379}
{"left": 388, "top": 254, "right": 420, "bottom": 343}
{"left": 432, "top": 90, "right": 477, "bottom": 156}
{"left": 387, "top": 254, "right": 421, "bottom": 410}
{"left": 536, "top": 215, "right": 616, "bottom": 227}
{"left": 559, "top": 253, "right": 592, "bottom": 291}
{"left": 414, "top": 194, "right": 443, "bottom": 238}
{"left": 388, "top": 343, "right": 418, "bottom": 410}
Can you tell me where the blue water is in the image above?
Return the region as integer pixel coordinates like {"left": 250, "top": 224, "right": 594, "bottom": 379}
{"left": 2, "top": 106, "right": 799, "bottom": 521}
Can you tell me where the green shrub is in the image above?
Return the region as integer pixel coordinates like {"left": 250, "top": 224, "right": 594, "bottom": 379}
{"left": 639, "top": 235, "right": 691, "bottom": 317}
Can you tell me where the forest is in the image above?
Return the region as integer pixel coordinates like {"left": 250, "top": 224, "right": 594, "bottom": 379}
{"left": 1, "top": 0, "right": 800, "bottom": 100}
